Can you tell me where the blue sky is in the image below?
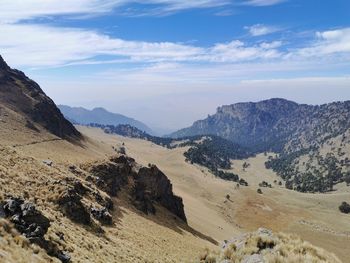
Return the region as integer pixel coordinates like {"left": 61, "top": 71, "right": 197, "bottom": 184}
{"left": 0, "top": 0, "right": 349, "bottom": 133}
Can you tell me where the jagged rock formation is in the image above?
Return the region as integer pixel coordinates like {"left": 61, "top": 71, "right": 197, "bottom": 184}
{"left": 58, "top": 105, "right": 153, "bottom": 134}
{"left": 200, "top": 228, "right": 342, "bottom": 263}
{"left": 135, "top": 165, "right": 186, "bottom": 222}
{"left": 0, "top": 55, "right": 80, "bottom": 140}
{"left": 83, "top": 155, "right": 187, "bottom": 222}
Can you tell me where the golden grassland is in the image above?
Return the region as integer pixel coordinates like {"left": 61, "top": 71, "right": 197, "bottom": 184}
{"left": 0, "top": 124, "right": 216, "bottom": 262}
{"left": 0, "top": 122, "right": 349, "bottom": 262}
{"left": 78, "top": 126, "right": 350, "bottom": 262}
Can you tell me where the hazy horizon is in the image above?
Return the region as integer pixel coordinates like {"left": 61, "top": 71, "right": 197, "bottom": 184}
{"left": 1, "top": 0, "right": 349, "bottom": 131}
{"left": 58, "top": 94, "right": 350, "bottom": 134}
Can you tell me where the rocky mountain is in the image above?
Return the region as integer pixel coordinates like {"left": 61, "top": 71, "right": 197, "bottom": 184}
{"left": 58, "top": 105, "right": 153, "bottom": 134}
{"left": 171, "top": 98, "right": 350, "bottom": 192}
{"left": 0, "top": 55, "right": 80, "bottom": 140}
{"left": 170, "top": 98, "right": 350, "bottom": 153}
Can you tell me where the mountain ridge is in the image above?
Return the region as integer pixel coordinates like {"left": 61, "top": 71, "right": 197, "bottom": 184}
{"left": 0, "top": 55, "right": 81, "bottom": 141}
{"left": 170, "top": 98, "right": 350, "bottom": 152}
{"left": 58, "top": 105, "right": 153, "bottom": 134}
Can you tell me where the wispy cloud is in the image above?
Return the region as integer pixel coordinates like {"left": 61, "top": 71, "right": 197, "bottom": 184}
{"left": 0, "top": 0, "right": 232, "bottom": 22}
{"left": 245, "top": 24, "right": 280, "bottom": 36}
{"left": 0, "top": 24, "right": 283, "bottom": 67}
{"left": 243, "top": 0, "right": 287, "bottom": 6}
{"left": 2, "top": 23, "right": 350, "bottom": 69}
{"left": 293, "top": 28, "right": 350, "bottom": 57}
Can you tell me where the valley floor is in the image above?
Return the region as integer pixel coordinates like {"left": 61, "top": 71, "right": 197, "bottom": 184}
{"left": 79, "top": 126, "right": 350, "bottom": 262}
{"left": 1, "top": 124, "right": 349, "bottom": 262}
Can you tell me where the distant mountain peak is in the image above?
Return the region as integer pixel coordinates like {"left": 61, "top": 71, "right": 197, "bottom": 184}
{"left": 92, "top": 107, "right": 108, "bottom": 112}
{"left": 59, "top": 105, "right": 153, "bottom": 134}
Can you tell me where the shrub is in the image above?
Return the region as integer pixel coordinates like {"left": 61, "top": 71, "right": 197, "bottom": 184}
{"left": 339, "top": 202, "right": 350, "bottom": 214}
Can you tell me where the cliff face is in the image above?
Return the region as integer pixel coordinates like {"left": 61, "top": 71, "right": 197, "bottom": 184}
{"left": 0, "top": 55, "right": 81, "bottom": 140}
{"left": 171, "top": 98, "right": 350, "bottom": 153}
{"left": 85, "top": 156, "right": 187, "bottom": 223}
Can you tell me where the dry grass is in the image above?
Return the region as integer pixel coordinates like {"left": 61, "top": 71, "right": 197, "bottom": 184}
{"left": 0, "top": 117, "right": 349, "bottom": 262}
{"left": 78, "top": 127, "right": 350, "bottom": 262}
{"left": 0, "top": 141, "right": 214, "bottom": 262}
{"left": 0, "top": 219, "right": 59, "bottom": 263}
{"left": 199, "top": 229, "right": 342, "bottom": 263}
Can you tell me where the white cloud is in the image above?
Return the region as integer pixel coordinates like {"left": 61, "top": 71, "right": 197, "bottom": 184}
{"left": 0, "top": 24, "right": 283, "bottom": 67}
{"left": 291, "top": 28, "right": 350, "bottom": 58}
{"left": 245, "top": 24, "right": 280, "bottom": 36}
{"left": 243, "top": 0, "right": 286, "bottom": 6}
{"left": 0, "top": 0, "right": 231, "bottom": 22}
{"left": 207, "top": 40, "right": 282, "bottom": 62}
{"left": 0, "top": 24, "right": 203, "bottom": 67}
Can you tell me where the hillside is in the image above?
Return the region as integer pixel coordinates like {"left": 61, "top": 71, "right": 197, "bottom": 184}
{"left": 58, "top": 105, "right": 153, "bottom": 134}
{"left": 0, "top": 56, "right": 80, "bottom": 141}
{"left": 0, "top": 56, "right": 215, "bottom": 262}
{"left": 80, "top": 126, "right": 350, "bottom": 262}
{"left": 171, "top": 98, "right": 350, "bottom": 192}
{"left": 0, "top": 55, "right": 348, "bottom": 262}
{"left": 88, "top": 123, "right": 252, "bottom": 182}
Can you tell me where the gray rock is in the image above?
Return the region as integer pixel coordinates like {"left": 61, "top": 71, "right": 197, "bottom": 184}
{"left": 242, "top": 254, "right": 265, "bottom": 263}
{"left": 91, "top": 207, "right": 113, "bottom": 225}
{"left": 43, "top": 160, "right": 53, "bottom": 166}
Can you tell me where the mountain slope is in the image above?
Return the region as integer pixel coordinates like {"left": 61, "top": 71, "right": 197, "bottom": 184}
{"left": 171, "top": 98, "right": 350, "bottom": 192}
{"left": 0, "top": 56, "right": 80, "bottom": 141}
{"left": 0, "top": 55, "right": 214, "bottom": 263}
{"left": 171, "top": 98, "right": 350, "bottom": 153}
{"left": 58, "top": 105, "right": 153, "bottom": 134}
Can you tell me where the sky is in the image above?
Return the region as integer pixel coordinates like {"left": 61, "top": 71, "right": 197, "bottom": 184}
{"left": 0, "top": 0, "right": 349, "bottom": 133}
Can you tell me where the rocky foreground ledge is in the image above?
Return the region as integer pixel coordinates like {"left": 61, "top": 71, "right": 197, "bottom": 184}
{"left": 199, "top": 228, "right": 341, "bottom": 263}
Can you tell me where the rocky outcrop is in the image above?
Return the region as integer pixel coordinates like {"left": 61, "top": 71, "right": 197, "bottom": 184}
{"left": 0, "top": 197, "right": 71, "bottom": 263}
{"left": 134, "top": 165, "right": 187, "bottom": 222}
{"left": 57, "top": 188, "right": 91, "bottom": 225}
{"left": 1, "top": 197, "right": 50, "bottom": 243}
{"left": 85, "top": 156, "right": 187, "bottom": 223}
{"left": 0, "top": 55, "right": 81, "bottom": 140}
{"left": 89, "top": 156, "right": 134, "bottom": 197}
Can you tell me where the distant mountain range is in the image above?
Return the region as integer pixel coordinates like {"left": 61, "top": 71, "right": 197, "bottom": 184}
{"left": 58, "top": 105, "right": 153, "bottom": 134}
